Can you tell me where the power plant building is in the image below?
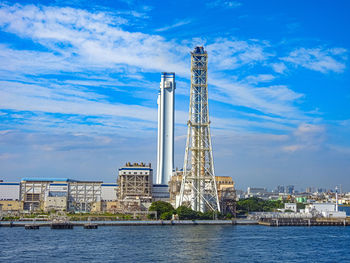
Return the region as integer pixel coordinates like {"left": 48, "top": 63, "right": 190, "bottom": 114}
{"left": 156, "top": 72, "right": 175, "bottom": 185}
{"left": 118, "top": 162, "right": 152, "bottom": 201}
{"left": 19, "top": 178, "right": 102, "bottom": 212}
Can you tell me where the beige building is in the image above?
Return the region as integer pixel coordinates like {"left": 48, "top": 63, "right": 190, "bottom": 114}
{"left": 44, "top": 197, "right": 67, "bottom": 212}
{"left": 216, "top": 176, "right": 236, "bottom": 215}
{"left": 169, "top": 173, "right": 236, "bottom": 214}
{"left": 0, "top": 200, "right": 23, "bottom": 211}
{"left": 102, "top": 201, "right": 118, "bottom": 213}
{"left": 91, "top": 201, "right": 102, "bottom": 213}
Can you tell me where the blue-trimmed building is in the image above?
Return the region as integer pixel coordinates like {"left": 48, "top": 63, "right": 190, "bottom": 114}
{"left": 0, "top": 182, "right": 20, "bottom": 200}
{"left": 118, "top": 162, "right": 153, "bottom": 201}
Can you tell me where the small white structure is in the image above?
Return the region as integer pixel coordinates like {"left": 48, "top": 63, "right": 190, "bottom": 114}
{"left": 284, "top": 203, "right": 297, "bottom": 212}
{"left": 0, "top": 182, "right": 20, "bottom": 200}
{"left": 156, "top": 72, "right": 175, "bottom": 185}
{"left": 305, "top": 203, "right": 346, "bottom": 219}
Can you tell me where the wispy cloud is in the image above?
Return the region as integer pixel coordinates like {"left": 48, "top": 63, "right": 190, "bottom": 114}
{"left": 155, "top": 19, "right": 192, "bottom": 32}
{"left": 206, "top": 38, "right": 270, "bottom": 70}
{"left": 281, "top": 47, "right": 348, "bottom": 73}
{"left": 0, "top": 3, "right": 346, "bottom": 140}
{"left": 282, "top": 123, "right": 326, "bottom": 152}
{"left": 206, "top": 0, "right": 242, "bottom": 9}
{"left": 245, "top": 74, "right": 275, "bottom": 84}
{"left": 271, "top": 62, "right": 287, "bottom": 74}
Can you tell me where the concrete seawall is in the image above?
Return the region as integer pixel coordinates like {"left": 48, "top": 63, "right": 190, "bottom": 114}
{"left": 0, "top": 219, "right": 258, "bottom": 227}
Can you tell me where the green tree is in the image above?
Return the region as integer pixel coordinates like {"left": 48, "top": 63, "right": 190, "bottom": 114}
{"left": 149, "top": 201, "right": 175, "bottom": 219}
{"left": 236, "top": 197, "right": 284, "bottom": 214}
{"left": 176, "top": 206, "right": 199, "bottom": 220}
{"left": 160, "top": 211, "right": 173, "bottom": 220}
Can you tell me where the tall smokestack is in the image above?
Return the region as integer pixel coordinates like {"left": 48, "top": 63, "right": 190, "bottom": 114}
{"left": 156, "top": 72, "right": 175, "bottom": 185}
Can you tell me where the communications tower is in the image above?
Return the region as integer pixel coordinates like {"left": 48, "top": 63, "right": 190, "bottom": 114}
{"left": 178, "top": 47, "right": 220, "bottom": 212}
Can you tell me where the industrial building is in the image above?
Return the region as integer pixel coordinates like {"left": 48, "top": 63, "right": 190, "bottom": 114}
{"left": 118, "top": 162, "right": 152, "bottom": 202}
{"left": 18, "top": 178, "right": 103, "bottom": 212}
{"left": 156, "top": 72, "right": 175, "bottom": 185}
{"left": 0, "top": 182, "right": 20, "bottom": 200}
{"left": 0, "top": 182, "right": 21, "bottom": 212}
{"left": 20, "top": 178, "right": 67, "bottom": 211}
{"left": 216, "top": 176, "right": 236, "bottom": 215}
{"left": 68, "top": 181, "right": 102, "bottom": 212}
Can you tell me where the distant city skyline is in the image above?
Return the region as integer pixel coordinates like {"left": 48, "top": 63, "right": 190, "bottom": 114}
{"left": 0, "top": 1, "right": 349, "bottom": 191}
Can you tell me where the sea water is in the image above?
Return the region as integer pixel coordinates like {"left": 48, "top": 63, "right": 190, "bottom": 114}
{"left": 1, "top": 225, "right": 350, "bottom": 262}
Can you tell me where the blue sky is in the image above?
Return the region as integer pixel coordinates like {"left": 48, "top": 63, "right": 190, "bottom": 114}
{"left": 0, "top": 0, "right": 349, "bottom": 191}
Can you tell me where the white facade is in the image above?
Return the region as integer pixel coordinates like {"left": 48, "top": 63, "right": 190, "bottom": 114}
{"left": 284, "top": 203, "right": 297, "bottom": 212}
{"left": 305, "top": 203, "right": 336, "bottom": 213}
{"left": 0, "top": 182, "right": 20, "bottom": 200}
{"left": 156, "top": 72, "right": 175, "bottom": 185}
{"left": 101, "top": 184, "right": 118, "bottom": 201}
{"left": 305, "top": 203, "right": 346, "bottom": 218}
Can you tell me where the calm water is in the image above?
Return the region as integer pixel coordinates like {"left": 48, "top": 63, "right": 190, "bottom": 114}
{"left": 1, "top": 225, "right": 350, "bottom": 262}
{"left": 339, "top": 205, "right": 350, "bottom": 215}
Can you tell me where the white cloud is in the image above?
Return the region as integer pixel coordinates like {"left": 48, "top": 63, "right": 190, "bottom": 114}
{"left": 209, "top": 76, "right": 305, "bottom": 119}
{"left": 0, "top": 4, "right": 189, "bottom": 75}
{"left": 0, "top": 80, "right": 158, "bottom": 122}
{"left": 206, "top": 0, "right": 242, "bottom": 9}
{"left": 282, "top": 47, "right": 347, "bottom": 73}
{"left": 271, "top": 62, "right": 287, "bottom": 74}
{"left": 0, "top": 3, "right": 344, "bottom": 139}
{"left": 245, "top": 74, "right": 275, "bottom": 84}
{"left": 282, "top": 123, "right": 326, "bottom": 152}
{"left": 206, "top": 39, "right": 270, "bottom": 70}
{"left": 155, "top": 19, "right": 192, "bottom": 32}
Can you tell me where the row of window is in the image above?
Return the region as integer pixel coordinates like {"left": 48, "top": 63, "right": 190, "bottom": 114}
{"left": 122, "top": 172, "right": 149, "bottom": 175}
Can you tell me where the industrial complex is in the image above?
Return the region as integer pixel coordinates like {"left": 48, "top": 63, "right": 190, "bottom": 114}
{"left": 0, "top": 46, "right": 236, "bottom": 216}
{"left": 1, "top": 46, "right": 346, "bottom": 222}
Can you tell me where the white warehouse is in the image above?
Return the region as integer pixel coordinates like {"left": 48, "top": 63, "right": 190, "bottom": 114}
{"left": 0, "top": 182, "right": 20, "bottom": 200}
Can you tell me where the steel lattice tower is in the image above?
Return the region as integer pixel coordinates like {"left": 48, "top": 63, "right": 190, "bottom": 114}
{"left": 178, "top": 46, "right": 220, "bottom": 212}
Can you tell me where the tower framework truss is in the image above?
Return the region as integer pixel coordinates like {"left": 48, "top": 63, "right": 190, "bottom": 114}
{"left": 178, "top": 46, "right": 220, "bottom": 212}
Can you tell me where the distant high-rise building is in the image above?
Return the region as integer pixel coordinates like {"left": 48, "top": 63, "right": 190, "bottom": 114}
{"left": 305, "top": 187, "right": 315, "bottom": 193}
{"left": 156, "top": 73, "right": 175, "bottom": 185}
{"left": 275, "top": 185, "right": 285, "bottom": 193}
{"left": 317, "top": 188, "right": 324, "bottom": 193}
{"left": 285, "top": 185, "right": 295, "bottom": 194}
